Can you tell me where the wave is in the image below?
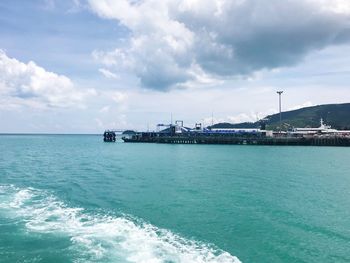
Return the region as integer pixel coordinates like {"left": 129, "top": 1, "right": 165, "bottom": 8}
{"left": 0, "top": 185, "right": 241, "bottom": 263}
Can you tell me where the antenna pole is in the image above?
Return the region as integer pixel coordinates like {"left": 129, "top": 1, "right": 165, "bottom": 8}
{"left": 277, "top": 91, "right": 283, "bottom": 131}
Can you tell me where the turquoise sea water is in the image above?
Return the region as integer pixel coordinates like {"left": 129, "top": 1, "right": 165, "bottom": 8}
{"left": 0, "top": 135, "right": 350, "bottom": 263}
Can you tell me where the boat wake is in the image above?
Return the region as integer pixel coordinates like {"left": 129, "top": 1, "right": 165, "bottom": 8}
{"left": 0, "top": 185, "right": 241, "bottom": 263}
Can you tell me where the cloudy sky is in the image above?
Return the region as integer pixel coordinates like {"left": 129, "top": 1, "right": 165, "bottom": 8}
{"left": 1, "top": 0, "right": 350, "bottom": 133}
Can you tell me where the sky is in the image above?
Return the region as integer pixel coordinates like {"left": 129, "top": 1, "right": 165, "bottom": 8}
{"left": 1, "top": 0, "right": 350, "bottom": 133}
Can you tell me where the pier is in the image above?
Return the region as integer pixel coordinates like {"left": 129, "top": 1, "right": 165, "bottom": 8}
{"left": 105, "top": 119, "right": 350, "bottom": 147}
{"left": 122, "top": 119, "right": 350, "bottom": 146}
{"left": 122, "top": 134, "right": 350, "bottom": 146}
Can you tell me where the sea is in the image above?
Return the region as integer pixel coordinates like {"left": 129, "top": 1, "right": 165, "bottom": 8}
{"left": 0, "top": 134, "right": 349, "bottom": 263}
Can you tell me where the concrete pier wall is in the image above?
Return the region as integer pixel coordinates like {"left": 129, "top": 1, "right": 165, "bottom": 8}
{"left": 123, "top": 135, "right": 350, "bottom": 146}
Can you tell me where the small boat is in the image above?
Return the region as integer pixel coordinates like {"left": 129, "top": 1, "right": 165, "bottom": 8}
{"left": 103, "top": 131, "right": 116, "bottom": 142}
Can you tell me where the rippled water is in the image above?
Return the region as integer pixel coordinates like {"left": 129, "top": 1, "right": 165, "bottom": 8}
{"left": 0, "top": 135, "right": 350, "bottom": 262}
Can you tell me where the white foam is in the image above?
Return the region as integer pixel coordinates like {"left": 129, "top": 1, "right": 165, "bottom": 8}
{"left": 0, "top": 185, "right": 242, "bottom": 263}
{"left": 0, "top": 185, "right": 33, "bottom": 208}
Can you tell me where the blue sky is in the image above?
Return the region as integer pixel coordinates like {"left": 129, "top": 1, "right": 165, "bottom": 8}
{"left": 1, "top": 0, "right": 350, "bottom": 133}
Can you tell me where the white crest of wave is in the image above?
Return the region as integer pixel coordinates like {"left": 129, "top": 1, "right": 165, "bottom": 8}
{"left": 0, "top": 185, "right": 33, "bottom": 209}
{"left": 0, "top": 185, "right": 241, "bottom": 263}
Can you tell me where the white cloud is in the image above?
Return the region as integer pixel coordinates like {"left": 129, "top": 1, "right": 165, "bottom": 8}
{"left": 226, "top": 108, "right": 278, "bottom": 124}
{"left": 201, "top": 108, "right": 279, "bottom": 126}
{"left": 99, "top": 68, "right": 119, "bottom": 79}
{"left": 42, "top": 0, "right": 86, "bottom": 13}
{"left": 99, "top": 105, "right": 110, "bottom": 113}
{"left": 110, "top": 91, "right": 128, "bottom": 103}
{"left": 0, "top": 50, "right": 93, "bottom": 109}
{"left": 317, "top": 0, "right": 350, "bottom": 14}
{"left": 288, "top": 101, "right": 314, "bottom": 111}
{"left": 89, "top": 0, "right": 350, "bottom": 90}
{"left": 227, "top": 113, "right": 257, "bottom": 124}
{"left": 95, "top": 118, "right": 104, "bottom": 128}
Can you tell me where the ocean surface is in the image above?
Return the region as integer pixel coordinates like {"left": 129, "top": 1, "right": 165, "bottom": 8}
{"left": 0, "top": 135, "right": 350, "bottom": 263}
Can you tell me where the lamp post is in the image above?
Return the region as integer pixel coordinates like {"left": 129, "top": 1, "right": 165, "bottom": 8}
{"left": 277, "top": 91, "right": 283, "bottom": 131}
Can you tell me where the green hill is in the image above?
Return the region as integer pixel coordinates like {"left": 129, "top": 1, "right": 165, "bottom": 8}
{"left": 210, "top": 103, "right": 350, "bottom": 130}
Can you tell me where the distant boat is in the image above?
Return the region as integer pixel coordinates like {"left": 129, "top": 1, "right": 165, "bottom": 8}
{"left": 291, "top": 119, "right": 350, "bottom": 136}
{"left": 103, "top": 131, "right": 116, "bottom": 142}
